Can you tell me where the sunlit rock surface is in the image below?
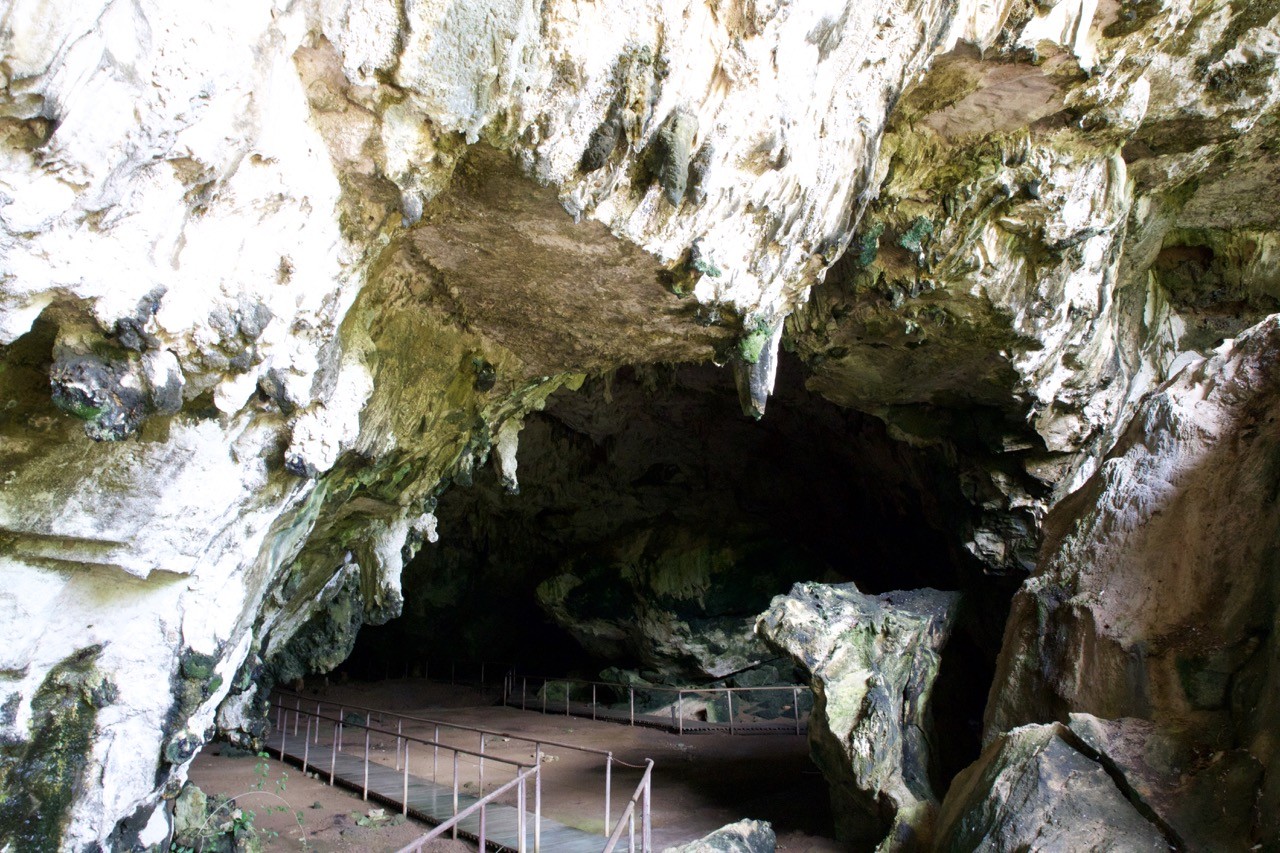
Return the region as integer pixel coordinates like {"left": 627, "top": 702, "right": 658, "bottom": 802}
{"left": 935, "top": 720, "right": 1171, "bottom": 852}
{"left": 2, "top": 0, "right": 1280, "bottom": 847}
{"left": 986, "top": 315, "right": 1280, "bottom": 844}
{"left": 757, "top": 582, "right": 959, "bottom": 848}
{"left": 662, "top": 818, "right": 776, "bottom": 853}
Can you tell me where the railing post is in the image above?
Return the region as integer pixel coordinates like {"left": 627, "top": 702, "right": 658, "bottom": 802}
{"left": 535, "top": 746, "right": 543, "bottom": 853}
{"left": 793, "top": 687, "right": 800, "bottom": 735}
{"left": 643, "top": 765, "right": 652, "bottom": 852}
{"left": 629, "top": 807, "right": 636, "bottom": 853}
{"left": 452, "top": 751, "right": 460, "bottom": 839}
{"left": 604, "top": 752, "right": 612, "bottom": 831}
{"left": 433, "top": 725, "right": 440, "bottom": 782}
{"left": 337, "top": 709, "right": 344, "bottom": 751}
{"left": 396, "top": 718, "right": 403, "bottom": 771}
{"left": 280, "top": 717, "right": 288, "bottom": 761}
{"left": 677, "top": 691, "right": 683, "bottom": 735}
{"left": 315, "top": 703, "right": 321, "bottom": 743}
{"left": 479, "top": 734, "right": 486, "bottom": 796}
{"left": 294, "top": 697, "right": 300, "bottom": 735}
{"left": 302, "top": 717, "right": 310, "bottom": 775}
{"left": 402, "top": 743, "right": 410, "bottom": 815}
{"left": 363, "top": 729, "right": 370, "bottom": 800}
{"left": 727, "top": 689, "right": 734, "bottom": 735}
{"left": 592, "top": 683, "right": 597, "bottom": 720}
{"left": 330, "top": 723, "right": 337, "bottom": 786}
{"left": 518, "top": 771, "right": 527, "bottom": 853}
{"left": 630, "top": 688, "right": 635, "bottom": 726}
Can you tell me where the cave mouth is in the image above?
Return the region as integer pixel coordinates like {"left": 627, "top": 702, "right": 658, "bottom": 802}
{"left": 339, "top": 354, "right": 1005, "bottom": 787}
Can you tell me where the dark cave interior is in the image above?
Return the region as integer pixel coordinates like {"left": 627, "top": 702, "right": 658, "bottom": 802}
{"left": 338, "top": 355, "right": 1017, "bottom": 789}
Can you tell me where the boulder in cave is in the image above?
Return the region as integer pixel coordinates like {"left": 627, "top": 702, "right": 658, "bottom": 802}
{"left": 662, "top": 818, "right": 776, "bottom": 853}
{"left": 935, "top": 721, "right": 1171, "bottom": 852}
{"left": 757, "top": 582, "right": 960, "bottom": 848}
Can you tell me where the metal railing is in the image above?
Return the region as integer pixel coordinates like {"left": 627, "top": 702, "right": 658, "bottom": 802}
{"left": 396, "top": 763, "right": 540, "bottom": 853}
{"left": 271, "top": 689, "right": 655, "bottom": 849}
{"left": 267, "top": 696, "right": 540, "bottom": 850}
{"left": 602, "top": 759, "right": 653, "bottom": 853}
{"left": 503, "top": 674, "right": 812, "bottom": 735}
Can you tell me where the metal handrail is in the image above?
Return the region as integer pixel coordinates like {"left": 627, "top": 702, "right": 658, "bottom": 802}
{"left": 511, "top": 674, "right": 805, "bottom": 694}
{"left": 273, "top": 689, "right": 614, "bottom": 757}
{"left": 505, "top": 674, "right": 811, "bottom": 736}
{"left": 267, "top": 697, "right": 541, "bottom": 848}
{"left": 269, "top": 702, "right": 524, "bottom": 767}
{"left": 602, "top": 759, "right": 654, "bottom": 853}
{"left": 268, "top": 694, "right": 654, "bottom": 851}
{"left": 395, "top": 764, "right": 540, "bottom": 853}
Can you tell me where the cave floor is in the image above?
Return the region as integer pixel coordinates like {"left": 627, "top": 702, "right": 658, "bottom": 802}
{"left": 190, "top": 679, "right": 842, "bottom": 851}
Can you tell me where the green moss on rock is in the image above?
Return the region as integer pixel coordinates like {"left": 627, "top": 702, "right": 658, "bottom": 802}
{"left": 737, "top": 319, "right": 772, "bottom": 365}
{"left": 0, "top": 646, "right": 112, "bottom": 850}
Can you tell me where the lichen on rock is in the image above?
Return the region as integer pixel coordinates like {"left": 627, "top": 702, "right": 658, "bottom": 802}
{"left": 757, "top": 582, "right": 960, "bottom": 848}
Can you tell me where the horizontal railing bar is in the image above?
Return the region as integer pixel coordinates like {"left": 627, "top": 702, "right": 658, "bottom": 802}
{"left": 509, "top": 675, "right": 808, "bottom": 693}
{"left": 395, "top": 764, "right": 540, "bottom": 853}
{"left": 267, "top": 700, "right": 529, "bottom": 768}
{"left": 273, "top": 690, "right": 615, "bottom": 758}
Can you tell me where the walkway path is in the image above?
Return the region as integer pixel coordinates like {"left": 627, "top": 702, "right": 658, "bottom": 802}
{"left": 264, "top": 728, "right": 604, "bottom": 851}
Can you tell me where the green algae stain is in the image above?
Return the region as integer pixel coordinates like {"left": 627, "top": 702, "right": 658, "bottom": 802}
{"left": 0, "top": 646, "right": 113, "bottom": 851}
{"left": 737, "top": 319, "right": 773, "bottom": 365}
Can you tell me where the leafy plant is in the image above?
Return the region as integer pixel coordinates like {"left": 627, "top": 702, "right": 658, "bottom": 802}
{"left": 170, "top": 753, "right": 307, "bottom": 851}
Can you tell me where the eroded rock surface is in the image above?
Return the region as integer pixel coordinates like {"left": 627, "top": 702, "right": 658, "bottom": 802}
{"left": 985, "top": 315, "right": 1280, "bottom": 846}
{"left": 757, "top": 582, "right": 960, "bottom": 848}
{"left": 935, "top": 721, "right": 1171, "bottom": 852}
{"left": 662, "top": 818, "right": 776, "bottom": 853}
{"left": 2, "top": 0, "right": 1280, "bottom": 847}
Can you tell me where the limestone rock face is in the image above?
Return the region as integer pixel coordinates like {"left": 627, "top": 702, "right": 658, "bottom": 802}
{"left": 985, "top": 315, "right": 1280, "bottom": 845}
{"left": 757, "top": 582, "right": 959, "bottom": 848}
{"left": 539, "top": 529, "right": 824, "bottom": 680}
{"left": 935, "top": 721, "right": 1171, "bottom": 852}
{"left": 3, "top": 0, "right": 1280, "bottom": 847}
{"left": 938, "top": 713, "right": 1263, "bottom": 852}
{"left": 663, "top": 819, "right": 776, "bottom": 853}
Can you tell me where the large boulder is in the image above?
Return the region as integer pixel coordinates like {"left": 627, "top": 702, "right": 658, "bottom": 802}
{"left": 937, "top": 713, "right": 1263, "bottom": 852}
{"left": 935, "top": 721, "right": 1171, "bottom": 852}
{"left": 663, "top": 819, "right": 776, "bottom": 853}
{"left": 757, "top": 582, "right": 959, "bottom": 848}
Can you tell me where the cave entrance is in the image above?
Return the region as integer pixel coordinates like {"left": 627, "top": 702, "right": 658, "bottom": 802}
{"left": 344, "top": 354, "right": 982, "bottom": 687}
{"left": 320, "top": 354, "right": 1003, "bottom": 846}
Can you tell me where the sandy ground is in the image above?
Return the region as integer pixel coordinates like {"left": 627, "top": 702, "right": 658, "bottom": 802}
{"left": 190, "top": 680, "right": 844, "bottom": 852}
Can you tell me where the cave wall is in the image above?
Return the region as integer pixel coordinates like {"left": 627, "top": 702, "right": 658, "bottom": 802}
{"left": 1, "top": 0, "right": 1279, "bottom": 848}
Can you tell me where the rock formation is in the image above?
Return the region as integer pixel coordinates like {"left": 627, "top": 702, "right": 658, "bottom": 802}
{"left": 662, "top": 818, "right": 776, "bottom": 853}
{"left": 758, "top": 582, "right": 960, "bottom": 848}
{"left": 1, "top": 0, "right": 1279, "bottom": 849}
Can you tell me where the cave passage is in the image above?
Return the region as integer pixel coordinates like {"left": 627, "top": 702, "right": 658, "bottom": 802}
{"left": 339, "top": 357, "right": 1003, "bottom": 780}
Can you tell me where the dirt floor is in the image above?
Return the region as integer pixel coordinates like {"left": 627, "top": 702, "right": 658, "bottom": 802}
{"left": 188, "top": 679, "right": 844, "bottom": 852}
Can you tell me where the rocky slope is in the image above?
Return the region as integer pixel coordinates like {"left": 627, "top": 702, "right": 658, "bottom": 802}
{"left": 1, "top": 0, "right": 1279, "bottom": 849}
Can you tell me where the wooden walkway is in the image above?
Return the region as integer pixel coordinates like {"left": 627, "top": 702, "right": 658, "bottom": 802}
{"left": 264, "top": 732, "right": 605, "bottom": 852}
